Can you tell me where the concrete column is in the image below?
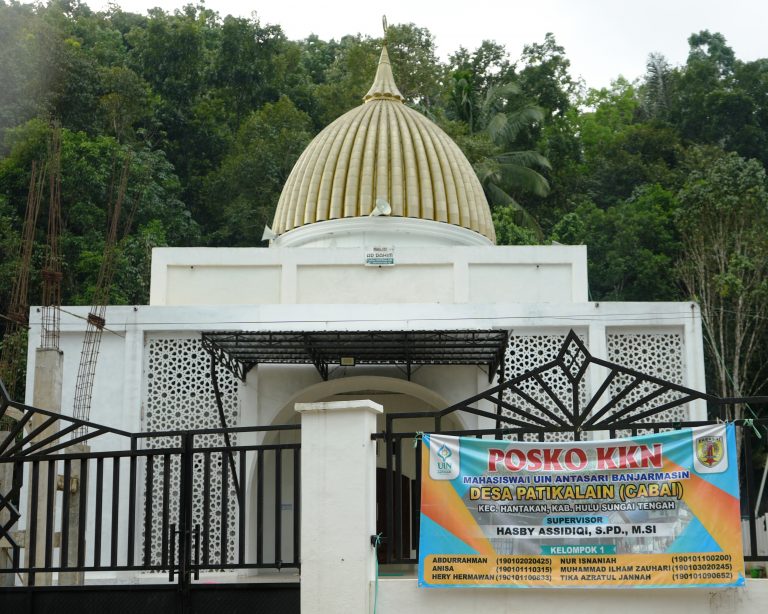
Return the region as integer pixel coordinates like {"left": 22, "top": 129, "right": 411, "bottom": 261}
{"left": 295, "top": 400, "right": 382, "bottom": 614}
{"left": 25, "top": 347, "right": 63, "bottom": 586}
{"left": 685, "top": 303, "right": 708, "bottom": 420}
{"left": 587, "top": 323, "right": 609, "bottom": 440}
{"left": 59, "top": 444, "right": 88, "bottom": 586}
{"left": 31, "top": 348, "right": 63, "bottom": 424}
{"left": 0, "top": 432, "right": 14, "bottom": 587}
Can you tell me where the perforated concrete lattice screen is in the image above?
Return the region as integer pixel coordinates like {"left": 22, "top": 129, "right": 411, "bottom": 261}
{"left": 143, "top": 337, "right": 240, "bottom": 567}
{"left": 606, "top": 331, "right": 687, "bottom": 431}
{"left": 501, "top": 332, "right": 688, "bottom": 440}
{"left": 503, "top": 334, "right": 588, "bottom": 442}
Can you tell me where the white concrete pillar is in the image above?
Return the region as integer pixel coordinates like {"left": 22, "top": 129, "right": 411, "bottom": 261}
{"left": 295, "top": 400, "right": 382, "bottom": 614}
{"left": 31, "top": 348, "right": 63, "bottom": 418}
{"left": 587, "top": 323, "right": 609, "bottom": 440}
{"left": 25, "top": 347, "right": 63, "bottom": 586}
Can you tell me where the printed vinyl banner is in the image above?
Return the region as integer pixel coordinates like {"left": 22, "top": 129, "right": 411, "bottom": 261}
{"left": 418, "top": 425, "right": 745, "bottom": 588}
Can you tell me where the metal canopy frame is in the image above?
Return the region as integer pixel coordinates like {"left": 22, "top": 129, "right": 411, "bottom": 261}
{"left": 201, "top": 329, "right": 509, "bottom": 382}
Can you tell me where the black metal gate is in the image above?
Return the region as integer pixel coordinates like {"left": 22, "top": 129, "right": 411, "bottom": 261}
{"left": 0, "top": 381, "right": 300, "bottom": 613}
{"left": 374, "top": 331, "right": 768, "bottom": 565}
{"left": 0, "top": 583, "right": 300, "bottom": 614}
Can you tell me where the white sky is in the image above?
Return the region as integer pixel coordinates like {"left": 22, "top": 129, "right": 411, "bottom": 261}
{"left": 92, "top": 0, "right": 767, "bottom": 89}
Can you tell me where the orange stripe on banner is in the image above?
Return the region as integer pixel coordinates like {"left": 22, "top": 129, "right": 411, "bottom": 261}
{"left": 663, "top": 458, "right": 743, "bottom": 557}
{"left": 420, "top": 445, "right": 496, "bottom": 557}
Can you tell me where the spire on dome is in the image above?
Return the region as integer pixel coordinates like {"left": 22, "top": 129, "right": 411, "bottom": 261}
{"left": 363, "top": 20, "right": 405, "bottom": 103}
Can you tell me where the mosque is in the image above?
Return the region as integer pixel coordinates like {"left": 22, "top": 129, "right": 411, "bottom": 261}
{"left": 16, "top": 39, "right": 754, "bottom": 614}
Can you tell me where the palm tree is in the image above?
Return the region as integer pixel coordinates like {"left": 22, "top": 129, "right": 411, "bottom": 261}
{"left": 471, "top": 82, "right": 551, "bottom": 237}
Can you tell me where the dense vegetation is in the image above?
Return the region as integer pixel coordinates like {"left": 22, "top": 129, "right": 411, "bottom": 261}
{"left": 1, "top": 0, "right": 767, "bottom": 405}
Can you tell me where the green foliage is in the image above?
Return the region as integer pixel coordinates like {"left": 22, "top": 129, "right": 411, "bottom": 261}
{"left": 203, "top": 97, "right": 312, "bottom": 245}
{"left": 111, "top": 220, "right": 168, "bottom": 304}
{"left": 492, "top": 204, "right": 541, "bottom": 245}
{"left": 384, "top": 24, "right": 445, "bottom": 107}
{"left": 517, "top": 33, "right": 579, "bottom": 117}
{"left": 1, "top": 2, "right": 768, "bottom": 401}
{"left": 211, "top": 15, "right": 292, "bottom": 127}
{"left": 446, "top": 40, "right": 558, "bottom": 234}
{"left": 578, "top": 80, "right": 683, "bottom": 207}
{"left": 448, "top": 40, "right": 514, "bottom": 129}
{"left": 0, "top": 2, "right": 59, "bottom": 138}
{"left": 676, "top": 147, "right": 768, "bottom": 401}
{"left": 0, "top": 196, "right": 21, "bottom": 312}
{"left": 551, "top": 184, "right": 681, "bottom": 300}
{"left": 659, "top": 31, "right": 768, "bottom": 168}
{"left": 0, "top": 120, "right": 195, "bottom": 305}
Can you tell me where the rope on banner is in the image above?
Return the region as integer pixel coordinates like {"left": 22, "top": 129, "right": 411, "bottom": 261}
{"left": 743, "top": 418, "right": 762, "bottom": 439}
{"left": 371, "top": 532, "right": 384, "bottom": 614}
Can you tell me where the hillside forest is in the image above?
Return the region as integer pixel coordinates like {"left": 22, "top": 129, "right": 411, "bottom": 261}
{"left": 0, "top": 1, "right": 767, "bottom": 408}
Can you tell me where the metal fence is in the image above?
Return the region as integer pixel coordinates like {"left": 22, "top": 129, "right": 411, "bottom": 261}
{"left": 0, "top": 383, "right": 300, "bottom": 587}
{"left": 373, "top": 331, "right": 768, "bottom": 565}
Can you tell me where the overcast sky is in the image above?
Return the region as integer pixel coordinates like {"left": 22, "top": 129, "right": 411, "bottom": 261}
{"left": 92, "top": 0, "right": 767, "bottom": 89}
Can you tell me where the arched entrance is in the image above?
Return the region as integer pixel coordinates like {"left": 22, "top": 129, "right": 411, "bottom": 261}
{"left": 259, "top": 376, "right": 462, "bottom": 565}
{"left": 264, "top": 375, "right": 465, "bottom": 473}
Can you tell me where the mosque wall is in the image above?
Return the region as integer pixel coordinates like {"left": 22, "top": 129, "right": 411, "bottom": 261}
{"left": 149, "top": 245, "right": 589, "bottom": 306}
{"left": 372, "top": 576, "right": 768, "bottom": 613}
{"left": 20, "top": 301, "right": 705, "bottom": 582}
{"left": 25, "top": 302, "right": 706, "bottom": 438}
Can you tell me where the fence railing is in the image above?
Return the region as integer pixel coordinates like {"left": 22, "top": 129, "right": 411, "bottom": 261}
{"left": 0, "top": 387, "right": 301, "bottom": 586}
{"left": 370, "top": 330, "right": 768, "bottom": 566}
{"left": 373, "top": 408, "right": 768, "bottom": 566}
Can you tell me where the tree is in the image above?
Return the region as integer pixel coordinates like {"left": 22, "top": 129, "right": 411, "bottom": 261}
{"left": 579, "top": 80, "right": 682, "bottom": 207}
{"left": 202, "top": 97, "right": 312, "bottom": 245}
{"left": 308, "top": 24, "right": 446, "bottom": 127}
{"left": 446, "top": 59, "right": 552, "bottom": 241}
{"left": 641, "top": 53, "right": 672, "bottom": 120}
{"left": 0, "top": 120, "right": 196, "bottom": 305}
{"left": 474, "top": 83, "right": 551, "bottom": 239}
{"left": 98, "top": 66, "right": 157, "bottom": 141}
{"left": 677, "top": 147, "right": 768, "bottom": 412}
{"left": 448, "top": 40, "right": 514, "bottom": 132}
{"left": 517, "top": 33, "right": 579, "bottom": 120}
{"left": 0, "top": 1, "right": 64, "bottom": 142}
{"left": 211, "top": 15, "right": 290, "bottom": 127}
{"left": 551, "top": 184, "right": 681, "bottom": 301}
{"left": 663, "top": 30, "right": 768, "bottom": 168}
{"left": 310, "top": 34, "right": 378, "bottom": 125}
{"left": 384, "top": 23, "right": 444, "bottom": 108}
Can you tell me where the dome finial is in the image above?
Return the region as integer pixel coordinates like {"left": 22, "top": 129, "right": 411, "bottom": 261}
{"left": 363, "top": 18, "right": 404, "bottom": 103}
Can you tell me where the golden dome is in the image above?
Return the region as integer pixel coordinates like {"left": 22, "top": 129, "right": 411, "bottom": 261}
{"left": 272, "top": 45, "right": 496, "bottom": 243}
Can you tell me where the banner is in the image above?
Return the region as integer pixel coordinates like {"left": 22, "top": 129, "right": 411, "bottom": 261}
{"left": 418, "top": 425, "right": 744, "bottom": 588}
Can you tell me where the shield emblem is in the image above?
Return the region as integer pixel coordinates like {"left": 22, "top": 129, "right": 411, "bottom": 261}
{"left": 695, "top": 435, "right": 724, "bottom": 468}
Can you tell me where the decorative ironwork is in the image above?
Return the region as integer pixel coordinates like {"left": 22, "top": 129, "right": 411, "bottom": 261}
{"left": 0, "top": 378, "right": 300, "bottom": 589}
{"left": 372, "top": 330, "right": 768, "bottom": 565}
{"left": 0, "top": 380, "right": 127, "bottom": 460}
{"left": 442, "top": 330, "right": 721, "bottom": 435}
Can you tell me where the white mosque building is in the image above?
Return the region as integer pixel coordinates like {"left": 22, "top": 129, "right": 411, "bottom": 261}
{"left": 17, "top": 41, "right": 753, "bottom": 614}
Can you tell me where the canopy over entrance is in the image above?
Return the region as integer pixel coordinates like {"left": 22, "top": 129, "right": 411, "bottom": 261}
{"left": 201, "top": 329, "right": 509, "bottom": 382}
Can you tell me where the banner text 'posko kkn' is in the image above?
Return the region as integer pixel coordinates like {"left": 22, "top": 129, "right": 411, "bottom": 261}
{"left": 418, "top": 425, "right": 744, "bottom": 588}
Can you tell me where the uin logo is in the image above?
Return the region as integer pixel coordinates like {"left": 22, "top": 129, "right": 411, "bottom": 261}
{"left": 436, "top": 444, "right": 453, "bottom": 474}
{"left": 692, "top": 425, "right": 728, "bottom": 474}
{"left": 429, "top": 435, "right": 460, "bottom": 480}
